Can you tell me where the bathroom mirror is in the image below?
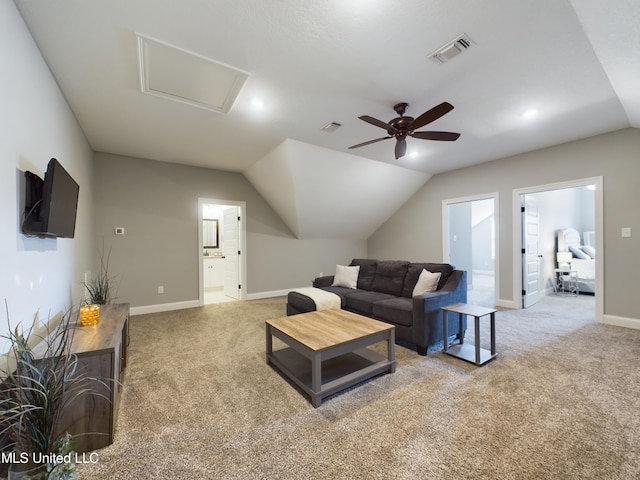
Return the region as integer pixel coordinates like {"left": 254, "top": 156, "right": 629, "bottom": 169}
{"left": 203, "top": 219, "right": 219, "bottom": 248}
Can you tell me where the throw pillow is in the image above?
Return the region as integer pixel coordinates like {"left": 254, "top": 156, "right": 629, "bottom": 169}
{"left": 412, "top": 269, "right": 441, "bottom": 296}
{"left": 331, "top": 264, "right": 360, "bottom": 289}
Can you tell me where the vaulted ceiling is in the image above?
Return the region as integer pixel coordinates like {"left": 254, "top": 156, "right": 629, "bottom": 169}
{"left": 15, "top": 0, "right": 639, "bottom": 239}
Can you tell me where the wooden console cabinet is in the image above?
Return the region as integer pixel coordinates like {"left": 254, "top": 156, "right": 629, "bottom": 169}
{"left": 56, "top": 303, "right": 130, "bottom": 452}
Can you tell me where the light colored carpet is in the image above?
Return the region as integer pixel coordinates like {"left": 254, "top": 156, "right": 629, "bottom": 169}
{"left": 77, "top": 295, "right": 640, "bottom": 479}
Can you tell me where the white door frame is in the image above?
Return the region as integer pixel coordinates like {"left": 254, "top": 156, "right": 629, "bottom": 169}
{"left": 512, "top": 177, "right": 603, "bottom": 322}
{"left": 197, "top": 198, "right": 247, "bottom": 305}
{"left": 442, "top": 192, "right": 499, "bottom": 306}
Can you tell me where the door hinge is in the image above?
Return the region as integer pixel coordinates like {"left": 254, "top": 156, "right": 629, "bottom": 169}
{"left": 238, "top": 216, "right": 240, "bottom": 221}
{"left": 238, "top": 250, "right": 241, "bottom": 255}
{"left": 521, "top": 206, "right": 525, "bottom": 213}
{"left": 238, "top": 284, "right": 241, "bottom": 290}
{"left": 521, "top": 248, "right": 526, "bottom": 254}
{"left": 522, "top": 289, "right": 526, "bottom": 295}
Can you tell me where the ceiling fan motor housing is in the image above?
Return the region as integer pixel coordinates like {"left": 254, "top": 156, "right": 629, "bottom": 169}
{"left": 389, "top": 115, "right": 414, "bottom": 135}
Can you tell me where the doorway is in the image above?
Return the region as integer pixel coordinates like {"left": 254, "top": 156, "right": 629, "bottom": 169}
{"left": 443, "top": 193, "right": 498, "bottom": 307}
{"left": 513, "top": 177, "right": 603, "bottom": 321}
{"left": 198, "top": 198, "right": 247, "bottom": 305}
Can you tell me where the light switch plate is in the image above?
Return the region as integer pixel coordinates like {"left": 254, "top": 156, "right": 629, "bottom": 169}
{"left": 621, "top": 227, "right": 631, "bottom": 238}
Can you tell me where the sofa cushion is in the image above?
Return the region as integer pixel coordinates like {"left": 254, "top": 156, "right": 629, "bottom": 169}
{"left": 402, "top": 263, "right": 454, "bottom": 297}
{"left": 331, "top": 264, "right": 360, "bottom": 289}
{"left": 349, "top": 258, "right": 378, "bottom": 290}
{"left": 371, "top": 260, "right": 409, "bottom": 296}
{"left": 346, "top": 291, "right": 396, "bottom": 316}
{"left": 372, "top": 297, "right": 413, "bottom": 327}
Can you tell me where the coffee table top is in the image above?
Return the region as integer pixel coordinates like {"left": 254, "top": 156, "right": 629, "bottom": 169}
{"left": 266, "top": 309, "right": 393, "bottom": 352}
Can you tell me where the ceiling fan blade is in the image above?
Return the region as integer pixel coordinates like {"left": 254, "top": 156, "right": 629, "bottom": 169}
{"left": 407, "top": 102, "right": 454, "bottom": 131}
{"left": 348, "top": 136, "right": 392, "bottom": 149}
{"left": 359, "top": 115, "right": 398, "bottom": 133}
{"left": 411, "top": 131, "right": 461, "bottom": 141}
{"left": 395, "top": 138, "right": 407, "bottom": 159}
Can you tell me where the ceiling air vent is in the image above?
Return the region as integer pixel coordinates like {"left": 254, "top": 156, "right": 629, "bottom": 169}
{"left": 429, "top": 33, "right": 475, "bottom": 65}
{"left": 321, "top": 122, "right": 342, "bottom": 132}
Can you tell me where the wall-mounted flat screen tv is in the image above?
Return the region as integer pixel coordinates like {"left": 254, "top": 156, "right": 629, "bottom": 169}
{"left": 22, "top": 158, "right": 80, "bottom": 239}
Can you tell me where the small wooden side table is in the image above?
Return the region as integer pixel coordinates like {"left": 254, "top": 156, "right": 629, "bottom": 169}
{"left": 442, "top": 303, "right": 497, "bottom": 366}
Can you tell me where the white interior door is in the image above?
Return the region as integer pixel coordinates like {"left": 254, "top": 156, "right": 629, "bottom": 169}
{"left": 223, "top": 207, "right": 240, "bottom": 299}
{"left": 522, "top": 194, "right": 542, "bottom": 308}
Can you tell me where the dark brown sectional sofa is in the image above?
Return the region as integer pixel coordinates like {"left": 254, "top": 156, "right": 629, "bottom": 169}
{"left": 286, "top": 259, "right": 468, "bottom": 355}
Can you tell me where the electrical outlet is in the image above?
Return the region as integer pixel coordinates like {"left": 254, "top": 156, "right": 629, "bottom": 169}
{"left": 158, "top": 286, "right": 164, "bottom": 294}
{"left": 621, "top": 227, "right": 632, "bottom": 238}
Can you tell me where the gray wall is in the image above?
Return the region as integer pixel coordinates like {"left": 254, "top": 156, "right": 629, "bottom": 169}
{"left": 368, "top": 127, "right": 640, "bottom": 321}
{"left": 94, "top": 153, "right": 366, "bottom": 308}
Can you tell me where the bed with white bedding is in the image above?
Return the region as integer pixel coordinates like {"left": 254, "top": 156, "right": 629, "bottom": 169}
{"left": 557, "top": 228, "right": 595, "bottom": 294}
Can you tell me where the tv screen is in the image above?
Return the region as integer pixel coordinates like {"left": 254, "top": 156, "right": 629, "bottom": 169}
{"left": 22, "top": 158, "right": 79, "bottom": 238}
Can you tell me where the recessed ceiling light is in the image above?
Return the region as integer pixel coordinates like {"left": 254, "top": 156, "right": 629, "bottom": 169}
{"left": 251, "top": 98, "right": 265, "bottom": 108}
{"left": 521, "top": 108, "right": 538, "bottom": 119}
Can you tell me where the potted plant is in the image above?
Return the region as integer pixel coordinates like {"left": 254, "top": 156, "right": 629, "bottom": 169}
{"left": 83, "top": 243, "right": 118, "bottom": 306}
{"left": 0, "top": 307, "right": 106, "bottom": 479}
{"left": 81, "top": 243, "right": 119, "bottom": 326}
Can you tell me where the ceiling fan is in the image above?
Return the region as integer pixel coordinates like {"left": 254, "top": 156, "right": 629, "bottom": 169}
{"left": 348, "top": 101, "right": 460, "bottom": 159}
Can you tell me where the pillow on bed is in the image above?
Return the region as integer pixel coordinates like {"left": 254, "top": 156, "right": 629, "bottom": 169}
{"left": 569, "top": 245, "right": 591, "bottom": 260}
{"left": 331, "top": 265, "right": 360, "bottom": 289}
{"left": 581, "top": 245, "right": 596, "bottom": 259}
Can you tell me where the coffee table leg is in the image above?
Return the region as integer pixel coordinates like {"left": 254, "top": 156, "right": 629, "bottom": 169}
{"left": 388, "top": 329, "right": 396, "bottom": 373}
{"left": 311, "top": 352, "right": 322, "bottom": 408}
{"left": 265, "top": 324, "right": 272, "bottom": 364}
{"left": 459, "top": 312, "right": 465, "bottom": 344}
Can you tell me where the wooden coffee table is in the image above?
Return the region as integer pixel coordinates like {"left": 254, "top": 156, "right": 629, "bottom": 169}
{"left": 266, "top": 309, "right": 396, "bottom": 407}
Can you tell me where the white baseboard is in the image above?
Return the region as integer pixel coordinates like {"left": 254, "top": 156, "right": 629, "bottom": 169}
{"left": 495, "top": 298, "right": 519, "bottom": 309}
{"left": 603, "top": 314, "right": 640, "bottom": 330}
{"left": 130, "top": 300, "right": 200, "bottom": 316}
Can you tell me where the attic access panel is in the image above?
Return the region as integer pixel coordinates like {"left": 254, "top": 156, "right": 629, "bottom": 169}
{"left": 136, "top": 33, "right": 249, "bottom": 114}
